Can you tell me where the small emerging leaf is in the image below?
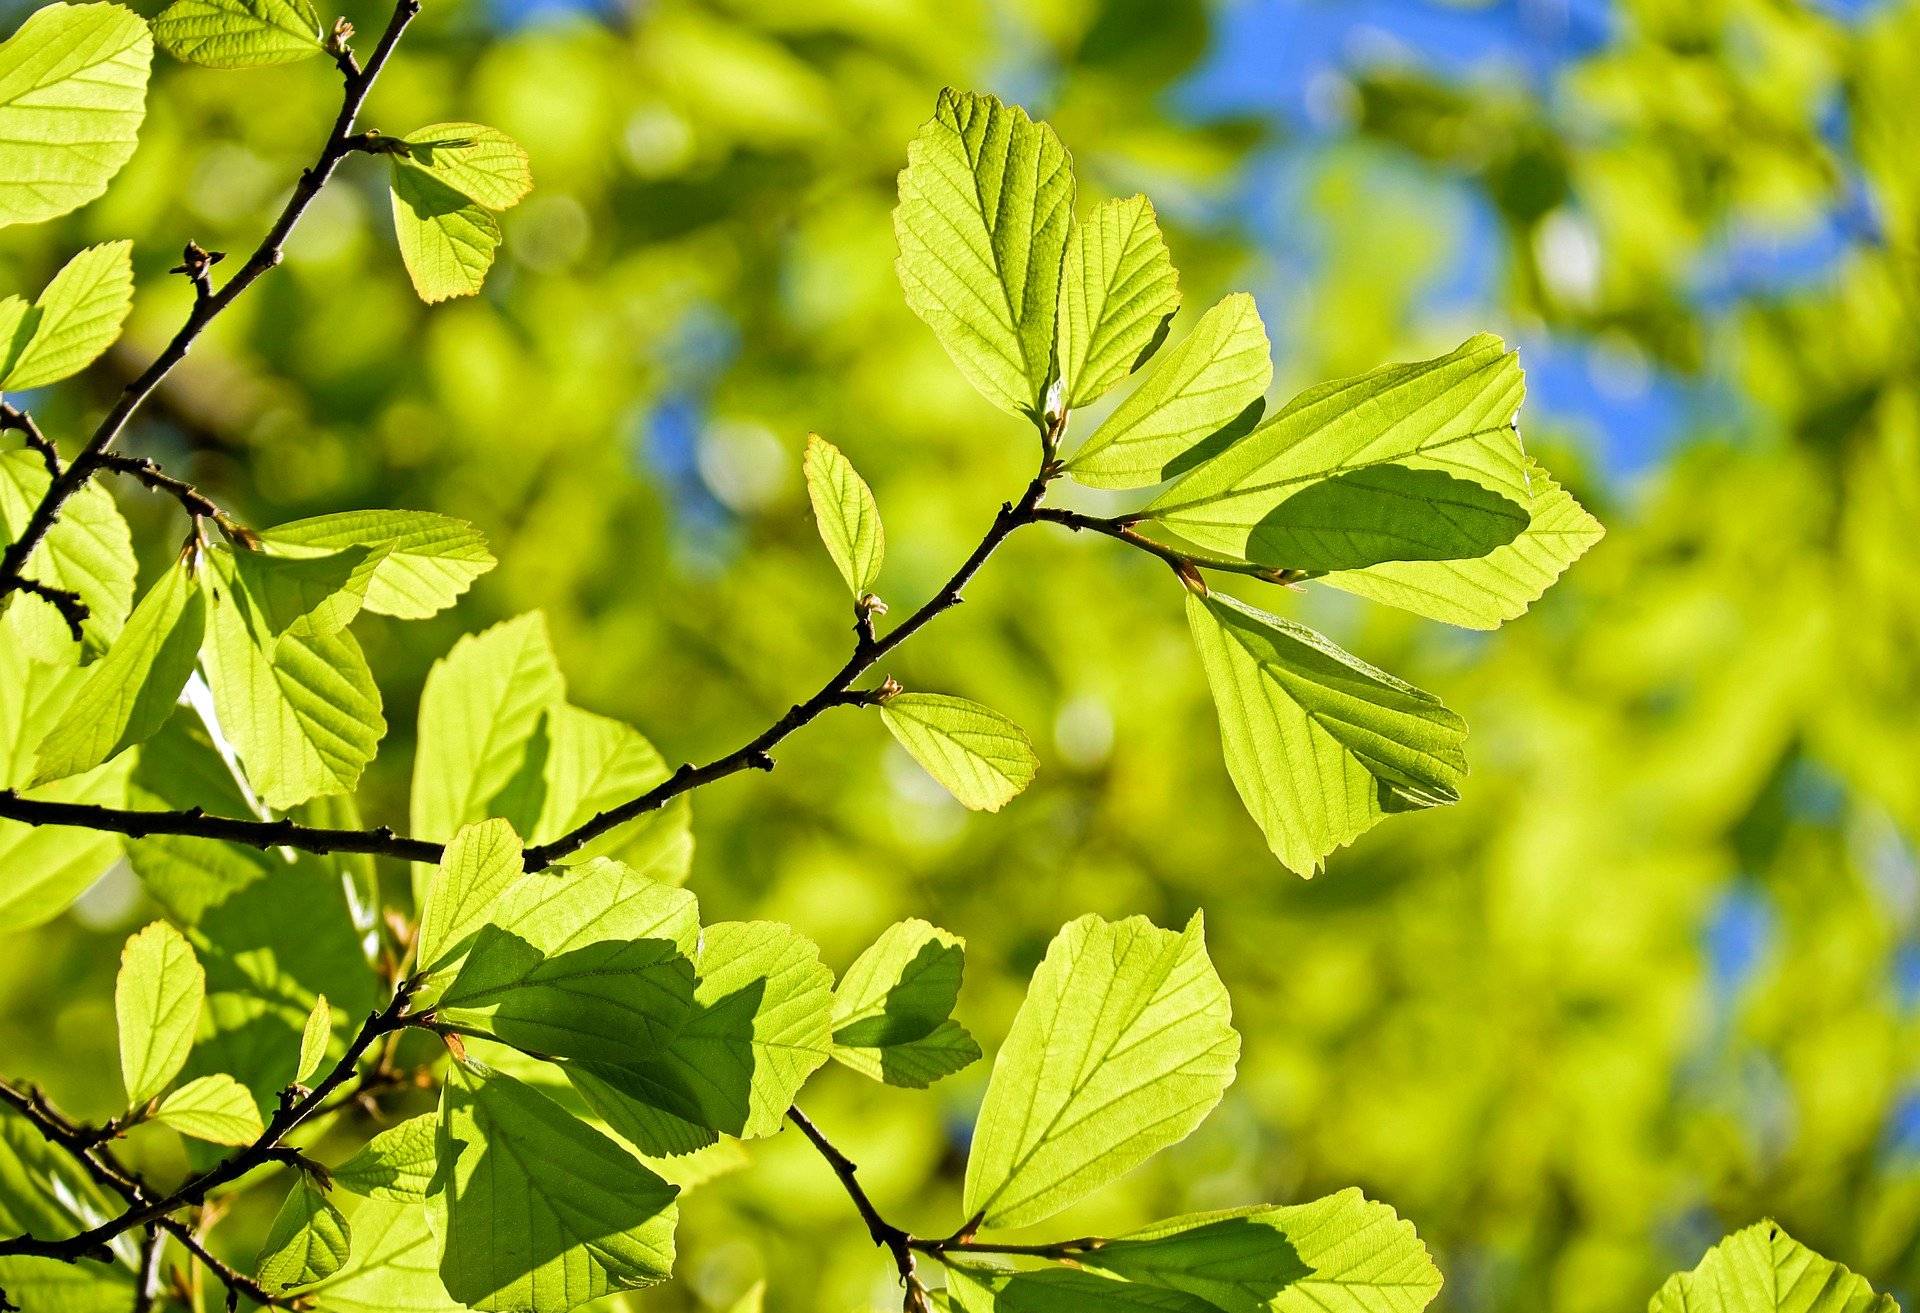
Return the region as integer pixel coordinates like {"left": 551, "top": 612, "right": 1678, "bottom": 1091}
{"left": 880, "top": 692, "right": 1037, "bottom": 812}
{"left": 116, "top": 920, "right": 205, "bottom": 1106}
{"left": 296, "top": 993, "right": 331, "bottom": 1084}
{"left": 154, "top": 1073, "right": 264, "bottom": 1145}
{"left": 803, "top": 434, "right": 884, "bottom": 597}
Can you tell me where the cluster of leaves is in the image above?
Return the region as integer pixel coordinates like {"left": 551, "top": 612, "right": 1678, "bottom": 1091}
{"left": 0, "top": 0, "right": 1881, "bottom": 1307}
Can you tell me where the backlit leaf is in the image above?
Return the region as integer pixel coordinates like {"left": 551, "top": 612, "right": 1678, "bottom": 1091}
{"left": 1650, "top": 1222, "right": 1895, "bottom": 1313}
{"left": 831, "top": 919, "right": 979, "bottom": 1088}
{"left": 154, "top": 1072, "right": 264, "bottom": 1145}
{"left": 115, "top": 919, "right": 204, "bottom": 1106}
{"left": 416, "top": 818, "right": 525, "bottom": 977}
{"left": 390, "top": 161, "right": 502, "bottom": 303}
{"left": 1, "top": 240, "right": 135, "bottom": 389}
{"left": 1056, "top": 194, "right": 1180, "bottom": 409}
{"left": 260, "top": 510, "right": 495, "bottom": 619}
{"left": 257, "top": 1173, "right": 352, "bottom": 1290}
{"left": 401, "top": 122, "right": 532, "bottom": 210}
{"left": 153, "top": 0, "right": 323, "bottom": 67}
{"left": 296, "top": 993, "right": 330, "bottom": 1084}
{"left": 880, "top": 692, "right": 1037, "bottom": 812}
{"left": 333, "top": 1114, "right": 438, "bottom": 1203}
{"left": 803, "top": 434, "right": 884, "bottom": 597}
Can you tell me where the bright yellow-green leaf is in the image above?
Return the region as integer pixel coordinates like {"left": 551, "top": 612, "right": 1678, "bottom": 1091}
{"left": 963, "top": 913, "right": 1238, "bottom": 1231}
{"left": 1651, "top": 1222, "right": 1896, "bottom": 1313}
{"left": 1066, "top": 293, "right": 1271, "bottom": 490}
{"left": 1056, "top": 194, "right": 1181, "bottom": 409}
{"left": 225, "top": 542, "right": 380, "bottom": 638}
{"left": 153, "top": 0, "right": 323, "bottom": 69}
{"left": 416, "top": 818, "right": 525, "bottom": 977}
{"left": 803, "top": 434, "right": 884, "bottom": 597}
{"left": 880, "top": 692, "right": 1037, "bottom": 812}
{"left": 256, "top": 1173, "right": 351, "bottom": 1290}
{"left": 1185, "top": 590, "right": 1467, "bottom": 875}
{"left": 154, "top": 1072, "right": 264, "bottom": 1144}
{"left": 115, "top": 920, "right": 204, "bottom": 1106}
{"left": 0, "top": 449, "right": 136, "bottom": 658}
{"left": 259, "top": 509, "right": 495, "bottom": 619}
{"left": 390, "top": 160, "right": 503, "bottom": 303}
{"left": 831, "top": 919, "right": 979, "bottom": 1088}
{"left": 296, "top": 992, "right": 330, "bottom": 1083}
{"left": 332, "top": 1114, "right": 438, "bottom": 1202}
{"left": 894, "top": 88, "right": 1073, "bottom": 420}
{"left": 1, "top": 240, "right": 134, "bottom": 389}
{"left": 402, "top": 122, "right": 532, "bottom": 210}
{"left": 0, "top": 3, "right": 151, "bottom": 229}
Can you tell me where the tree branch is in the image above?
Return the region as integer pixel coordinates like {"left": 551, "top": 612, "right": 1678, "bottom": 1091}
{"left": 0, "top": 0, "right": 421, "bottom": 606}
{"left": 0, "top": 982, "right": 417, "bottom": 1271}
{"left": 0, "top": 403, "right": 60, "bottom": 477}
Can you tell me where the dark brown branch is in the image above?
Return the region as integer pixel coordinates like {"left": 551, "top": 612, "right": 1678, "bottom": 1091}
{"left": 0, "top": 403, "right": 59, "bottom": 477}
{"left": 787, "top": 1107, "right": 929, "bottom": 1312}
{"left": 0, "top": 0, "right": 420, "bottom": 606}
{"left": 0, "top": 792, "right": 444, "bottom": 863}
{"left": 98, "top": 453, "right": 241, "bottom": 533}
{"left": 0, "top": 983, "right": 416, "bottom": 1269}
{"left": 1031, "top": 507, "right": 1306, "bottom": 585}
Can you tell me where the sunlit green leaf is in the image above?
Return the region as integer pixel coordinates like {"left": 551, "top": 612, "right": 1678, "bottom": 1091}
{"left": 1056, "top": 194, "right": 1180, "bottom": 409}
{"left": 259, "top": 510, "right": 495, "bottom": 619}
{"left": 153, "top": 0, "right": 323, "bottom": 68}
{"left": 0, "top": 3, "right": 151, "bottom": 229}
{"left": 1066, "top": 293, "right": 1271, "bottom": 490}
{"left": 963, "top": 913, "right": 1237, "bottom": 1230}
{"left": 416, "top": 818, "right": 525, "bottom": 977}
{"left": 296, "top": 992, "right": 330, "bottom": 1084}
{"left": 0, "top": 449, "right": 136, "bottom": 658}
{"left": 486, "top": 856, "right": 699, "bottom": 960}
{"left": 1186, "top": 590, "right": 1467, "bottom": 875}
{"left": 831, "top": 918, "right": 979, "bottom": 1088}
{"left": 115, "top": 919, "right": 204, "bottom": 1106}
{"left": 1, "top": 240, "right": 135, "bottom": 389}
{"left": 894, "top": 88, "right": 1073, "bottom": 419}
{"left": 226, "top": 543, "right": 380, "bottom": 639}
{"left": 0, "top": 1107, "right": 138, "bottom": 1307}
{"left": 390, "top": 161, "right": 502, "bottom": 303}
{"left": 946, "top": 1266, "right": 1217, "bottom": 1312}
{"left": 1650, "top": 1222, "right": 1895, "bottom": 1313}
{"left": 298, "top": 1197, "right": 458, "bottom": 1313}
{"left": 437, "top": 1058, "right": 679, "bottom": 1312}
{"left": 880, "top": 692, "right": 1037, "bottom": 812}
{"left": 257, "top": 1173, "right": 352, "bottom": 1290}
{"left": 803, "top": 433, "right": 884, "bottom": 597}
{"left": 333, "top": 1114, "right": 438, "bottom": 1203}
{"left": 401, "top": 122, "right": 532, "bottom": 210}
{"left": 154, "top": 1072, "right": 264, "bottom": 1144}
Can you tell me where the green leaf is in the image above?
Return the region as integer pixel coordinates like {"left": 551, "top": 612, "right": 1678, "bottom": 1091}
{"left": 0, "top": 625, "right": 131, "bottom": 930}
{"left": 0, "top": 3, "right": 151, "bottom": 230}
{"left": 1145, "top": 334, "right": 1528, "bottom": 567}
{"left": 390, "top": 161, "right": 503, "bottom": 304}
{"left": 437, "top": 1059, "right": 679, "bottom": 1313}
{"left": 1318, "top": 459, "right": 1603, "bottom": 628}
{"left": 258, "top": 510, "right": 496, "bottom": 619}
{"left": 32, "top": 558, "right": 202, "bottom": 785}
{"left": 486, "top": 855, "right": 699, "bottom": 960}
{"left": 416, "top": 818, "right": 525, "bottom": 976}
{"left": 296, "top": 993, "right": 330, "bottom": 1084}
{"left": 153, "top": 1073, "right": 264, "bottom": 1144}
{"left": 1078, "top": 1189, "right": 1443, "bottom": 1313}
{"left": 894, "top": 88, "right": 1073, "bottom": 420}
{"left": 0, "top": 449, "right": 136, "bottom": 658}
{"left": 1651, "top": 1222, "right": 1896, "bottom": 1313}
{"left": 200, "top": 548, "right": 385, "bottom": 810}
{"left": 401, "top": 122, "right": 532, "bottom": 210}
{"left": 803, "top": 433, "right": 884, "bottom": 597}
{"left": 299, "top": 1197, "right": 459, "bottom": 1313}
{"left": 946, "top": 1267, "right": 1218, "bottom": 1312}
{"left": 0, "top": 1107, "right": 139, "bottom": 1308}
{"left": 437, "top": 930, "right": 695, "bottom": 1064}
{"left": 257, "top": 1173, "right": 352, "bottom": 1290}
{"left": 333, "top": 1114, "right": 438, "bottom": 1203}
{"left": 1066, "top": 293, "right": 1272, "bottom": 490}
{"left": 568, "top": 921, "right": 834, "bottom": 1152}
{"left": 411, "top": 613, "right": 564, "bottom": 843}
{"left": 880, "top": 692, "right": 1038, "bottom": 812}
{"left": 1056, "top": 194, "right": 1181, "bottom": 410}
{"left": 1, "top": 241, "right": 134, "bottom": 388}
{"left": 152, "top": 0, "right": 322, "bottom": 68}
{"left": 831, "top": 919, "right": 979, "bottom": 1088}
{"left": 115, "top": 920, "right": 204, "bottom": 1106}
{"left": 1185, "top": 590, "right": 1468, "bottom": 875}
{"left": 226, "top": 543, "right": 380, "bottom": 638}
{"left": 963, "top": 912, "right": 1237, "bottom": 1231}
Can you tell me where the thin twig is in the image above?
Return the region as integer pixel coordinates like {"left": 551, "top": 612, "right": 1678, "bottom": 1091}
{"left": 98, "top": 452, "right": 241, "bottom": 533}
{"left": 13, "top": 576, "right": 88, "bottom": 641}
{"left": 0, "top": 403, "right": 59, "bottom": 477}
{"left": 787, "top": 1107, "right": 929, "bottom": 1312}
{"left": 0, "top": 0, "right": 421, "bottom": 606}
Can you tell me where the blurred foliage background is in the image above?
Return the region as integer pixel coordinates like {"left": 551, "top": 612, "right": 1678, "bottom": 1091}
{"left": 3, "top": 0, "right": 1919, "bottom": 1310}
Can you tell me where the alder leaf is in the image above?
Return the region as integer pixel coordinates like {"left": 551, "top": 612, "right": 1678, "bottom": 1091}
{"left": 1066, "top": 293, "right": 1272, "bottom": 490}
{"left": 115, "top": 920, "right": 205, "bottom": 1106}
{"left": 0, "top": 240, "right": 135, "bottom": 389}
{"left": 0, "top": 3, "right": 152, "bottom": 229}
{"left": 153, "top": 0, "right": 323, "bottom": 67}
{"left": 226, "top": 542, "right": 381, "bottom": 639}
{"left": 1146, "top": 334, "right": 1528, "bottom": 568}
{"left": 1078, "top": 1189, "right": 1443, "bottom": 1313}
{"left": 257, "top": 1173, "right": 352, "bottom": 1290}
{"left": 1319, "top": 458, "right": 1603, "bottom": 628}
{"left": 259, "top": 509, "right": 496, "bottom": 619}
{"left": 945, "top": 1265, "right": 1219, "bottom": 1312}
{"left": 333, "top": 1114, "right": 438, "bottom": 1203}
{"left": 485, "top": 855, "right": 700, "bottom": 960}
{"left": 0, "top": 449, "right": 136, "bottom": 658}
{"left": 831, "top": 919, "right": 979, "bottom": 1088}
{"left": 411, "top": 613, "right": 564, "bottom": 843}
{"left": 32, "top": 556, "right": 203, "bottom": 785}
{"left": 894, "top": 88, "right": 1073, "bottom": 420}
{"left": 1186, "top": 590, "right": 1467, "bottom": 874}
{"left": 1650, "top": 1221, "right": 1895, "bottom": 1313}
{"left": 296, "top": 993, "right": 330, "bottom": 1084}
{"left": 295, "top": 1197, "right": 457, "bottom": 1313}
{"left": 1056, "top": 194, "right": 1181, "bottom": 409}
{"left": 437, "top": 1059, "right": 680, "bottom": 1313}
{"left": 963, "top": 913, "right": 1238, "bottom": 1231}
{"left": 803, "top": 434, "right": 884, "bottom": 597}
{"left": 390, "top": 161, "right": 503, "bottom": 303}
{"left": 154, "top": 1073, "right": 264, "bottom": 1144}
{"left": 401, "top": 122, "right": 532, "bottom": 210}
{"left": 880, "top": 692, "right": 1038, "bottom": 812}
{"left": 200, "top": 549, "right": 385, "bottom": 810}
{"left": 415, "top": 818, "right": 525, "bottom": 977}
